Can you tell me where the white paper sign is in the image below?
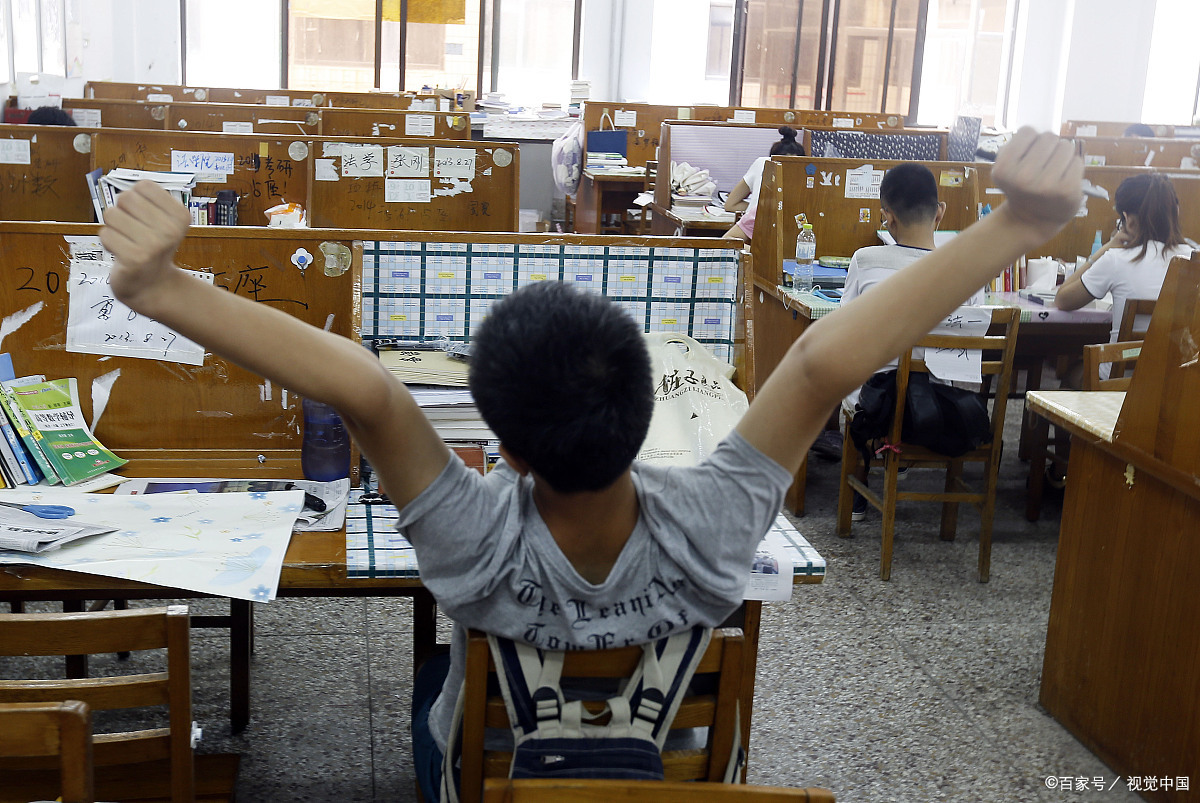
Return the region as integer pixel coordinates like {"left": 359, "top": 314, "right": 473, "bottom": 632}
{"left": 322, "top": 142, "right": 345, "bottom": 157}
{"left": 340, "top": 144, "right": 385, "bottom": 177}
{"left": 845, "top": 164, "right": 884, "bottom": 199}
{"left": 613, "top": 110, "right": 637, "bottom": 127}
{"left": 171, "top": 150, "right": 235, "bottom": 175}
{"left": 923, "top": 306, "right": 990, "bottom": 383}
{"left": 222, "top": 121, "right": 253, "bottom": 134}
{"left": 1075, "top": 125, "right": 1098, "bottom": 137}
{"left": 266, "top": 95, "right": 290, "bottom": 106}
{"left": 732, "top": 109, "right": 756, "bottom": 123}
{"left": 405, "top": 114, "right": 436, "bottom": 137}
{"left": 65, "top": 258, "right": 211, "bottom": 366}
{"left": 0, "top": 139, "right": 31, "bottom": 165}
{"left": 832, "top": 117, "right": 855, "bottom": 128}
{"left": 434, "top": 147, "right": 475, "bottom": 179}
{"left": 387, "top": 146, "right": 429, "bottom": 177}
{"left": 386, "top": 178, "right": 432, "bottom": 203}
{"left": 146, "top": 93, "right": 173, "bottom": 102}
{"left": 314, "top": 159, "right": 340, "bottom": 181}
{"left": 291, "top": 98, "right": 314, "bottom": 107}
{"left": 409, "top": 98, "right": 437, "bottom": 111}
{"left": 71, "top": 108, "right": 102, "bottom": 128}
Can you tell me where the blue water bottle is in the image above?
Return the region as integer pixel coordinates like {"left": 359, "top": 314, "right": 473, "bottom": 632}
{"left": 301, "top": 399, "right": 350, "bottom": 482}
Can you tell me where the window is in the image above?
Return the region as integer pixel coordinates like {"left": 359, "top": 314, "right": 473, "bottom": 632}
{"left": 11, "top": 0, "right": 39, "bottom": 73}
{"left": 0, "top": 0, "right": 10, "bottom": 84}
{"left": 1142, "top": 0, "right": 1200, "bottom": 124}
{"left": 706, "top": 1, "right": 734, "bottom": 79}
{"left": 38, "top": 0, "right": 62, "bottom": 75}
{"left": 481, "top": 0, "right": 574, "bottom": 109}
{"left": 184, "top": 0, "right": 281, "bottom": 90}
{"left": 403, "top": 0, "right": 480, "bottom": 93}
{"left": 917, "top": 0, "right": 1016, "bottom": 126}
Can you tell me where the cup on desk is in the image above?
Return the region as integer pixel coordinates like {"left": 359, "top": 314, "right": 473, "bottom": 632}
{"left": 1027, "top": 258, "right": 1059, "bottom": 293}
{"left": 301, "top": 399, "right": 350, "bottom": 482}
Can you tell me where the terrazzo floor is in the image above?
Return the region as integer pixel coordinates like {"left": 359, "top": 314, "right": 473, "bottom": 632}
{"left": 1, "top": 406, "right": 1145, "bottom": 802}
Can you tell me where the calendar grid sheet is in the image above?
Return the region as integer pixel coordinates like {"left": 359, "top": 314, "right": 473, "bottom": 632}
{"left": 361, "top": 242, "right": 740, "bottom": 363}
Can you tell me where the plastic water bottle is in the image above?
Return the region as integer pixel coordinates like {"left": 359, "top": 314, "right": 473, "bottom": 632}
{"left": 795, "top": 223, "right": 816, "bottom": 292}
{"left": 301, "top": 399, "right": 351, "bottom": 482}
{"left": 1091, "top": 230, "right": 1103, "bottom": 256}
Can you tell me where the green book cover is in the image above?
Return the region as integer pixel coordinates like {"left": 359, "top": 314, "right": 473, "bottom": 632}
{"left": 0, "top": 384, "right": 59, "bottom": 484}
{"left": 6, "top": 378, "right": 127, "bottom": 485}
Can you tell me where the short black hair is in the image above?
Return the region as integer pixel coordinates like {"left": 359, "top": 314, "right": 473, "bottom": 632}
{"left": 27, "top": 106, "right": 77, "bottom": 126}
{"left": 879, "top": 162, "right": 939, "bottom": 225}
{"left": 468, "top": 281, "right": 654, "bottom": 493}
{"left": 1124, "top": 123, "right": 1156, "bottom": 138}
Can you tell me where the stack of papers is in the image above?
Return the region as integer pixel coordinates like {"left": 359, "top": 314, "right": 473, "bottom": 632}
{"left": 379, "top": 349, "right": 470, "bottom": 386}
{"left": 0, "top": 508, "right": 117, "bottom": 553}
{"left": 410, "top": 388, "right": 495, "bottom": 443}
{"left": 87, "top": 168, "right": 197, "bottom": 223}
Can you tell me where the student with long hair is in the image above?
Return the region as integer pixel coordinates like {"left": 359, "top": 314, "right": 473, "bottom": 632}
{"left": 722, "top": 126, "right": 805, "bottom": 240}
{"left": 1055, "top": 172, "right": 1190, "bottom": 379}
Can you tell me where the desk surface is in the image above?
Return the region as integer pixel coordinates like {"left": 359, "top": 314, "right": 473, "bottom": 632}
{"left": 1026, "top": 390, "right": 1125, "bottom": 442}
{"left": 983, "top": 292, "right": 1112, "bottom": 326}
{"left": 582, "top": 170, "right": 646, "bottom": 184}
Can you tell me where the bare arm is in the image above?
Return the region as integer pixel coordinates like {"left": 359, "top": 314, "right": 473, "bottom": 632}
{"left": 737, "top": 128, "right": 1084, "bottom": 475}
{"left": 1055, "top": 229, "right": 1130, "bottom": 310}
{"left": 723, "top": 180, "right": 750, "bottom": 212}
{"left": 99, "top": 182, "right": 450, "bottom": 508}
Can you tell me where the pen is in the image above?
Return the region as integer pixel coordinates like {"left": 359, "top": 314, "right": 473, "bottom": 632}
{"left": 285, "top": 483, "right": 327, "bottom": 512}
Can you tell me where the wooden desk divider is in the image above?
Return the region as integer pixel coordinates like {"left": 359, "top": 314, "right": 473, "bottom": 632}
{"left": 85, "top": 79, "right": 211, "bottom": 102}
{"left": 206, "top": 87, "right": 336, "bottom": 107}
{"left": 1039, "top": 252, "right": 1200, "bottom": 795}
{"left": 89, "top": 129, "right": 312, "bottom": 228}
{"left": 1074, "top": 135, "right": 1200, "bottom": 169}
{"left": 582, "top": 101, "right": 905, "bottom": 168}
{"left": 63, "top": 97, "right": 168, "bottom": 130}
{"left": 318, "top": 108, "right": 471, "bottom": 140}
{"left": 166, "top": 101, "right": 321, "bottom": 137}
{"left": 0, "top": 225, "right": 750, "bottom": 472}
{"left": 0, "top": 124, "right": 96, "bottom": 223}
{"left": 1060, "top": 119, "right": 1189, "bottom": 138}
{"left": 305, "top": 136, "right": 519, "bottom": 231}
{"left": 803, "top": 127, "right": 948, "bottom": 162}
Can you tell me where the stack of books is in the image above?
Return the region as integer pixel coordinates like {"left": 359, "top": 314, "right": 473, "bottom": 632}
{"left": 671, "top": 193, "right": 714, "bottom": 211}
{"left": 409, "top": 388, "right": 496, "bottom": 443}
{"left": 85, "top": 168, "right": 197, "bottom": 223}
{"left": 0, "top": 356, "right": 127, "bottom": 488}
{"left": 569, "top": 81, "right": 590, "bottom": 116}
{"left": 586, "top": 151, "right": 628, "bottom": 169}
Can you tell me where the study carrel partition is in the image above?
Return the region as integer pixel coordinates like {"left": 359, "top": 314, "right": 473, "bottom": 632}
{"left": 1036, "top": 253, "right": 1200, "bottom": 800}
{"left": 166, "top": 101, "right": 321, "bottom": 137}
{"left": 0, "top": 124, "right": 95, "bottom": 223}
{"left": 582, "top": 101, "right": 905, "bottom": 169}
{"left": 318, "top": 108, "right": 470, "bottom": 140}
{"left": 1074, "top": 136, "right": 1200, "bottom": 169}
{"left": 63, "top": 97, "right": 166, "bottom": 130}
{"left": 84, "top": 79, "right": 211, "bottom": 102}
{"left": 1059, "top": 120, "right": 1194, "bottom": 138}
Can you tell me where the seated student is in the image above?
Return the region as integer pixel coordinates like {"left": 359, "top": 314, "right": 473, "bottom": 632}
{"left": 839, "top": 163, "right": 987, "bottom": 520}
{"left": 1055, "top": 173, "right": 1190, "bottom": 381}
{"left": 98, "top": 128, "right": 1083, "bottom": 801}
{"left": 722, "top": 125, "right": 805, "bottom": 241}
{"left": 1124, "top": 123, "right": 1156, "bottom": 138}
{"left": 26, "top": 106, "right": 77, "bottom": 126}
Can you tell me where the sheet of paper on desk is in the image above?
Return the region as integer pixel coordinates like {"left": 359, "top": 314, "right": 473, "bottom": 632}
{"left": 924, "top": 306, "right": 989, "bottom": 384}
{"left": 0, "top": 490, "right": 302, "bottom": 601}
{"left": 115, "top": 477, "right": 350, "bottom": 532}
{"left": 0, "top": 509, "right": 117, "bottom": 553}
{"left": 743, "top": 514, "right": 827, "bottom": 601}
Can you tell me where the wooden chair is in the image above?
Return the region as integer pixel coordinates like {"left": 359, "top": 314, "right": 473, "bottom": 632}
{"left": 1113, "top": 297, "right": 1156, "bottom": 378}
{"left": 0, "top": 701, "right": 94, "bottom": 803}
{"left": 482, "top": 778, "right": 836, "bottom": 801}
{"left": 456, "top": 627, "right": 747, "bottom": 803}
{"left": 836, "top": 307, "right": 1020, "bottom": 582}
{"left": 0, "top": 605, "right": 239, "bottom": 803}
{"left": 1083, "top": 340, "right": 1144, "bottom": 390}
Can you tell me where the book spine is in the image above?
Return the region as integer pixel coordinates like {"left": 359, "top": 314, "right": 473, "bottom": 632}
{"left": 0, "top": 418, "right": 29, "bottom": 484}
{"left": 0, "top": 411, "right": 40, "bottom": 484}
{"left": 0, "top": 386, "right": 58, "bottom": 484}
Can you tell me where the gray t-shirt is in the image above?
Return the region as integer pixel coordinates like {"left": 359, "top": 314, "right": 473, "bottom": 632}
{"left": 396, "top": 430, "right": 792, "bottom": 751}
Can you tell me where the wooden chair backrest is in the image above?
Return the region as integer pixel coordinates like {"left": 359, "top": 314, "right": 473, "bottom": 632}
{"left": 481, "top": 778, "right": 837, "bottom": 802}
{"left": 1117, "top": 297, "right": 1156, "bottom": 341}
{"left": 318, "top": 108, "right": 471, "bottom": 139}
{"left": 165, "top": 101, "right": 321, "bottom": 136}
{"left": 62, "top": 98, "right": 168, "bottom": 130}
{"left": 582, "top": 101, "right": 904, "bottom": 168}
{"left": 1113, "top": 253, "right": 1200, "bottom": 475}
{"left": 0, "top": 606, "right": 193, "bottom": 803}
{"left": 1076, "top": 136, "right": 1200, "bottom": 169}
{"left": 458, "top": 627, "right": 746, "bottom": 803}
{"left": 752, "top": 157, "right": 979, "bottom": 289}
{"left": 976, "top": 164, "right": 1200, "bottom": 262}
{"left": 0, "top": 701, "right": 94, "bottom": 803}
{"left": 1083, "top": 341, "right": 1143, "bottom": 390}
{"left": 891, "top": 307, "right": 1020, "bottom": 452}
{"left": 0, "top": 124, "right": 97, "bottom": 223}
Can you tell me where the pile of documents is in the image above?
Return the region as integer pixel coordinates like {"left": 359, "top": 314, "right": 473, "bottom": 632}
{"left": 410, "top": 388, "right": 495, "bottom": 443}
{"left": 86, "top": 168, "right": 197, "bottom": 223}
{"left": 379, "top": 348, "right": 470, "bottom": 386}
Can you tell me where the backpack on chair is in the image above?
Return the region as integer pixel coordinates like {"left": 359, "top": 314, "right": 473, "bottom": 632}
{"left": 440, "top": 625, "right": 741, "bottom": 801}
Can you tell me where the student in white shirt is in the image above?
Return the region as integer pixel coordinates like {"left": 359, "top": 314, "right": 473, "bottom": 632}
{"left": 1055, "top": 173, "right": 1189, "bottom": 380}
{"left": 722, "top": 126, "right": 805, "bottom": 241}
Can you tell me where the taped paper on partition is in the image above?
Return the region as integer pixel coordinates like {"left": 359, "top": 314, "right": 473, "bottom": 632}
{"left": 170, "top": 150, "right": 235, "bottom": 179}
{"left": 387, "top": 146, "right": 429, "bottom": 177}
{"left": 434, "top": 148, "right": 476, "bottom": 179}
{"left": 732, "top": 110, "right": 756, "bottom": 123}
{"left": 0, "top": 139, "right": 31, "bottom": 164}
{"left": 222, "top": 121, "right": 253, "bottom": 134}
{"left": 314, "top": 159, "right": 339, "bottom": 181}
{"left": 71, "top": 108, "right": 101, "bottom": 127}
{"left": 845, "top": 164, "right": 884, "bottom": 199}
{"left": 613, "top": 110, "right": 636, "bottom": 127}
{"left": 923, "top": 306, "right": 989, "bottom": 383}
{"left": 65, "top": 257, "right": 212, "bottom": 366}
{"left": 405, "top": 114, "right": 436, "bottom": 137}
{"left": 341, "top": 144, "right": 385, "bottom": 177}
{"left": 386, "top": 178, "right": 431, "bottom": 203}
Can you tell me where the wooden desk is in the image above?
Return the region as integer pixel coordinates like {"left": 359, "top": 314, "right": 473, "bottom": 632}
{"left": 649, "top": 203, "right": 733, "bottom": 237}
{"left": 573, "top": 171, "right": 645, "bottom": 234}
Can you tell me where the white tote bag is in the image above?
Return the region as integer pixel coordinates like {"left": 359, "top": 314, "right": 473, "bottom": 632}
{"left": 637, "top": 333, "right": 748, "bottom": 468}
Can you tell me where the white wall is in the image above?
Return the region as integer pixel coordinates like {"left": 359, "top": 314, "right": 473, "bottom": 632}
{"left": 78, "top": 0, "right": 180, "bottom": 86}
{"left": 1058, "top": 0, "right": 1157, "bottom": 124}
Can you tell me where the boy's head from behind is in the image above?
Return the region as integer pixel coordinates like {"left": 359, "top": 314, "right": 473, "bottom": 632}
{"left": 880, "top": 162, "right": 941, "bottom": 228}
{"left": 469, "top": 281, "right": 654, "bottom": 494}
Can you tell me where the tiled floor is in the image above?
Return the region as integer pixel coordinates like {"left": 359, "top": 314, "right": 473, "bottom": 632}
{"left": 2, "top": 408, "right": 1142, "bottom": 802}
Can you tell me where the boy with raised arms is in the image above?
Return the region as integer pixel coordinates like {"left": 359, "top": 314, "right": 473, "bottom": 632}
{"left": 99, "top": 128, "right": 1083, "bottom": 800}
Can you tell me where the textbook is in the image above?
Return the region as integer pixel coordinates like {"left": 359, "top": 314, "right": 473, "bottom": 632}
{"left": 0, "top": 381, "right": 58, "bottom": 485}
{"left": 5, "top": 378, "right": 127, "bottom": 485}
